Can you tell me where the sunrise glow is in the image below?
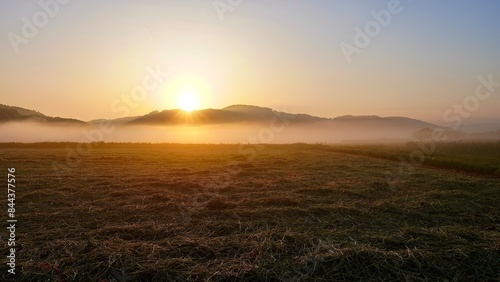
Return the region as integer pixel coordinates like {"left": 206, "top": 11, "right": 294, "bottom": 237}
{"left": 177, "top": 91, "right": 200, "bottom": 112}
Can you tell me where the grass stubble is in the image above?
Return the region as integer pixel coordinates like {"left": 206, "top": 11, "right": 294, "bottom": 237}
{"left": 0, "top": 143, "right": 498, "bottom": 281}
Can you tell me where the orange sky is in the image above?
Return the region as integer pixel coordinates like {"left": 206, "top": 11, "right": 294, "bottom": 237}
{"left": 1, "top": 1, "right": 499, "bottom": 124}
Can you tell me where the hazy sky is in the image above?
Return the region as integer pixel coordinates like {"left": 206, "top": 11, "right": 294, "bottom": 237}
{"left": 1, "top": 0, "right": 499, "bottom": 123}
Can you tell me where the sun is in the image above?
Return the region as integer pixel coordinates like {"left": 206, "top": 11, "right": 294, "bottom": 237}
{"left": 177, "top": 91, "right": 200, "bottom": 112}
{"left": 163, "top": 73, "right": 210, "bottom": 112}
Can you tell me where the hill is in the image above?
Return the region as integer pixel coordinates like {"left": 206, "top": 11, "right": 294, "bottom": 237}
{"left": 2, "top": 103, "right": 499, "bottom": 142}
{"left": 0, "top": 104, "right": 87, "bottom": 125}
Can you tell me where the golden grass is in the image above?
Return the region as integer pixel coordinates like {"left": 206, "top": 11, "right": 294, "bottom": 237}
{"left": 0, "top": 143, "right": 498, "bottom": 281}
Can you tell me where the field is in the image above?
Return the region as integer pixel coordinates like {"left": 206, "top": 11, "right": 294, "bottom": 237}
{"left": 1, "top": 143, "right": 499, "bottom": 281}
{"left": 329, "top": 141, "right": 500, "bottom": 178}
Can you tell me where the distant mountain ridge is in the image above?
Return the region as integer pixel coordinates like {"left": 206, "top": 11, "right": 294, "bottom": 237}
{"left": 0, "top": 104, "right": 86, "bottom": 125}
{"left": 1, "top": 103, "right": 499, "bottom": 141}
{"left": 333, "top": 115, "right": 440, "bottom": 129}
{"left": 0, "top": 103, "right": 442, "bottom": 128}
{"left": 129, "top": 105, "right": 325, "bottom": 125}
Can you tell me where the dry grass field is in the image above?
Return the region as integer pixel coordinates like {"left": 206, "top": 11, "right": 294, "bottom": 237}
{"left": 1, "top": 143, "right": 499, "bottom": 281}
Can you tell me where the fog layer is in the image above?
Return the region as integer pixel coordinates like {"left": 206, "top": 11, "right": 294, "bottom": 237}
{"left": 0, "top": 121, "right": 430, "bottom": 144}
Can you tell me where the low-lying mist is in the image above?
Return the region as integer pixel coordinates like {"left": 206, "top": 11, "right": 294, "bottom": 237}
{"left": 0, "top": 121, "right": 421, "bottom": 144}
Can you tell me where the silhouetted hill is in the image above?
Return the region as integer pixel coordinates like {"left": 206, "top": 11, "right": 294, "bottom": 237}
{"left": 88, "top": 116, "right": 141, "bottom": 126}
{"left": 223, "top": 105, "right": 326, "bottom": 123}
{"left": 123, "top": 104, "right": 448, "bottom": 140}
{"left": 129, "top": 105, "right": 327, "bottom": 125}
{"left": 0, "top": 104, "right": 87, "bottom": 125}
{"left": 222, "top": 105, "right": 275, "bottom": 115}
{"left": 2, "top": 103, "right": 499, "bottom": 142}
{"left": 334, "top": 115, "right": 438, "bottom": 129}
{"left": 130, "top": 109, "right": 247, "bottom": 124}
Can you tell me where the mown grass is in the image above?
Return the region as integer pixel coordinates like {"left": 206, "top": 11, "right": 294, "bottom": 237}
{"left": 328, "top": 142, "right": 500, "bottom": 177}
{"left": 0, "top": 143, "right": 499, "bottom": 281}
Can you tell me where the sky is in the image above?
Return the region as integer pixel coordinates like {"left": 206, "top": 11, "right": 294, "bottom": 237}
{"left": 1, "top": 0, "right": 499, "bottom": 124}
